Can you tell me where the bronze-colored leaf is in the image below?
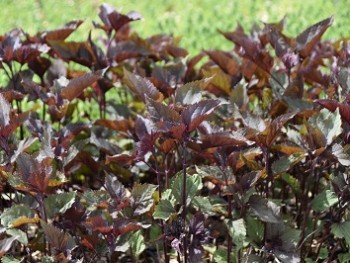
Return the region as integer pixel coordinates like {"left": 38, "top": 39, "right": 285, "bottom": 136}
{"left": 296, "top": 16, "right": 333, "bottom": 58}
{"left": 61, "top": 68, "right": 107, "bottom": 101}
{"left": 43, "top": 20, "right": 84, "bottom": 41}
{"left": 124, "top": 69, "right": 164, "bottom": 102}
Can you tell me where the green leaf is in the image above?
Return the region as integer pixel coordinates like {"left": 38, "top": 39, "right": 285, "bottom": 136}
{"left": 280, "top": 173, "right": 301, "bottom": 194}
{"left": 193, "top": 196, "right": 227, "bottom": 216}
{"left": 311, "top": 189, "right": 338, "bottom": 212}
{"left": 0, "top": 205, "right": 35, "bottom": 228}
{"left": 331, "top": 221, "right": 350, "bottom": 246}
{"left": 130, "top": 230, "right": 146, "bottom": 257}
{"left": 246, "top": 216, "right": 264, "bottom": 243}
{"left": 41, "top": 256, "right": 56, "bottom": 263}
{"left": 171, "top": 173, "right": 203, "bottom": 205}
{"left": 1, "top": 255, "right": 21, "bottom": 263}
{"left": 6, "top": 228, "right": 28, "bottom": 245}
{"left": 314, "top": 108, "right": 342, "bottom": 145}
{"left": 44, "top": 192, "right": 76, "bottom": 218}
{"left": 115, "top": 233, "right": 131, "bottom": 252}
{"left": 213, "top": 248, "right": 234, "bottom": 263}
{"left": 226, "top": 218, "right": 246, "bottom": 249}
{"left": 338, "top": 253, "right": 350, "bottom": 263}
{"left": 272, "top": 153, "right": 305, "bottom": 174}
{"left": 338, "top": 67, "right": 350, "bottom": 93}
{"left": 230, "top": 84, "right": 248, "bottom": 110}
{"left": 132, "top": 184, "right": 157, "bottom": 216}
{"left": 82, "top": 190, "right": 109, "bottom": 207}
{"left": 153, "top": 199, "right": 176, "bottom": 220}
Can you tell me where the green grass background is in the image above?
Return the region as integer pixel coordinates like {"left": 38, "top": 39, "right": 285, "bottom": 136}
{"left": 1, "top": 0, "right": 350, "bottom": 54}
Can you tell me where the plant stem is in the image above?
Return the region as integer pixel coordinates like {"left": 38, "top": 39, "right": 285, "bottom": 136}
{"left": 227, "top": 195, "right": 233, "bottom": 263}
{"left": 181, "top": 140, "right": 188, "bottom": 263}
{"left": 263, "top": 147, "right": 272, "bottom": 198}
{"left": 219, "top": 161, "right": 233, "bottom": 262}
{"left": 152, "top": 150, "right": 169, "bottom": 263}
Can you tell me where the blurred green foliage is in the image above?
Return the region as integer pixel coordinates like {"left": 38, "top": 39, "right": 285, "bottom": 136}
{"left": 1, "top": 0, "right": 350, "bottom": 54}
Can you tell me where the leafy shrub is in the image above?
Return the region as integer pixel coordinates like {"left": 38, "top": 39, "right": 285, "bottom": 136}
{"left": 0, "top": 3, "right": 350, "bottom": 263}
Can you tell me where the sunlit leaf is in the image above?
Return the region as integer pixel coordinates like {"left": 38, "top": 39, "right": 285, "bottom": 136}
{"left": 175, "top": 79, "right": 209, "bottom": 105}
{"left": 331, "top": 221, "right": 350, "bottom": 246}
{"left": 272, "top": 153, "right": 306, "bottom": 174}
{"left": 105, "top": 174, "right": 127, "bottom": 200}
{"left": 171, "top": 173, "right": 203, "bottom": 205}
{"left": 296, "top": 16, "right": 333, "bottom": 57}
{"left": 124, "top": 69, "right": 163, "bottom": 102}
{"left": 332, "top": 144, "right": 350, "bottom": 166}
{"left": 0, "top": 236, "right": 18, "bottom": 257}
{"left": 43, "top": 20, "right": 84, "bottom": 41}
{"left": 311, "top": 189, "right": 338, "bottom": 212}
{"left": 0, "top": 205, "right": 36, "bottom": 228}
{"left": 153, "top": 199, "right": 176, "bottom": 220}
{"left": 132, "top": 184, "right": 157, "bottom": 216}
{"left": 61, "top": 68, "right": 107, "bottom": 100}
{"left": 130, "top": 230, "right": 146, "bottom": 257}
{"left": 44, "top": 192, "right": 76, "bottom": 218}
{"left": 6, "top": 228, "right": 28, "bottom": 245}
{"left": 0, "top": 94, "right": 10, "bottom": 127}
{"left": 226, "top": 218, "right": 246, "bottom": 249}
{"left": 313, "top": 108, "right": 341, "bottom": 145}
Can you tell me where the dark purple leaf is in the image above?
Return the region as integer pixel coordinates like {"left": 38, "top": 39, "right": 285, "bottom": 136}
{"left": 296, "top": 16, "right": 333, "bottom": 57}
{"left": 220, "top": 26, "right": 274, "bottom": 73}
{"left": 265, "top": 24, "right": 291, "bottom": 58}
{"left": 41, "top": 220, "right": 75, "bottom": 251}
{"left": 42, "top": 20, "right": 84, "bottom": 41}
{"left": 181, "top": 99, "right": 221, "bottom": 132}
{"left": 48, "top": 40, "right": 96, "bottom": 67}
{"left": 98, "top": 3, "right": 142, "bottom": 32}
{"left": 105, "top": 174, "right": 127, "bottom": 200}
{"left": 124, "top": 69, "right": 164, "bottom": 102}
{"left": 315, "top": 99, "right": 339, "bottom": 112}
{"left": 240, "top": 171, "right": 260, "bottom": 191}
{"left": 249, "top": 195, "right": 281, "bottom": 223}
{"left": 200, "top": 131, "right": 252, "bottom": 149}
{"left": 28, "top": 56, "right": 52, "bottom": 78}
{"left": 146, "top": 98, "right": 180, "bottom": 123}
{"left": 61, "top": 68, "right": 107, "bottom": 101}
{"left": 135, "top": 115, "right": 155, "bottom": 139}
{"left": 205, "top": 50, "right": 240, "bottom": 76}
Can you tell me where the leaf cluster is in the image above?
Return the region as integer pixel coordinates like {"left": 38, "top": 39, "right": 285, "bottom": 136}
{"left": 1, "top": 4, "right": 350, "bottom": 263}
